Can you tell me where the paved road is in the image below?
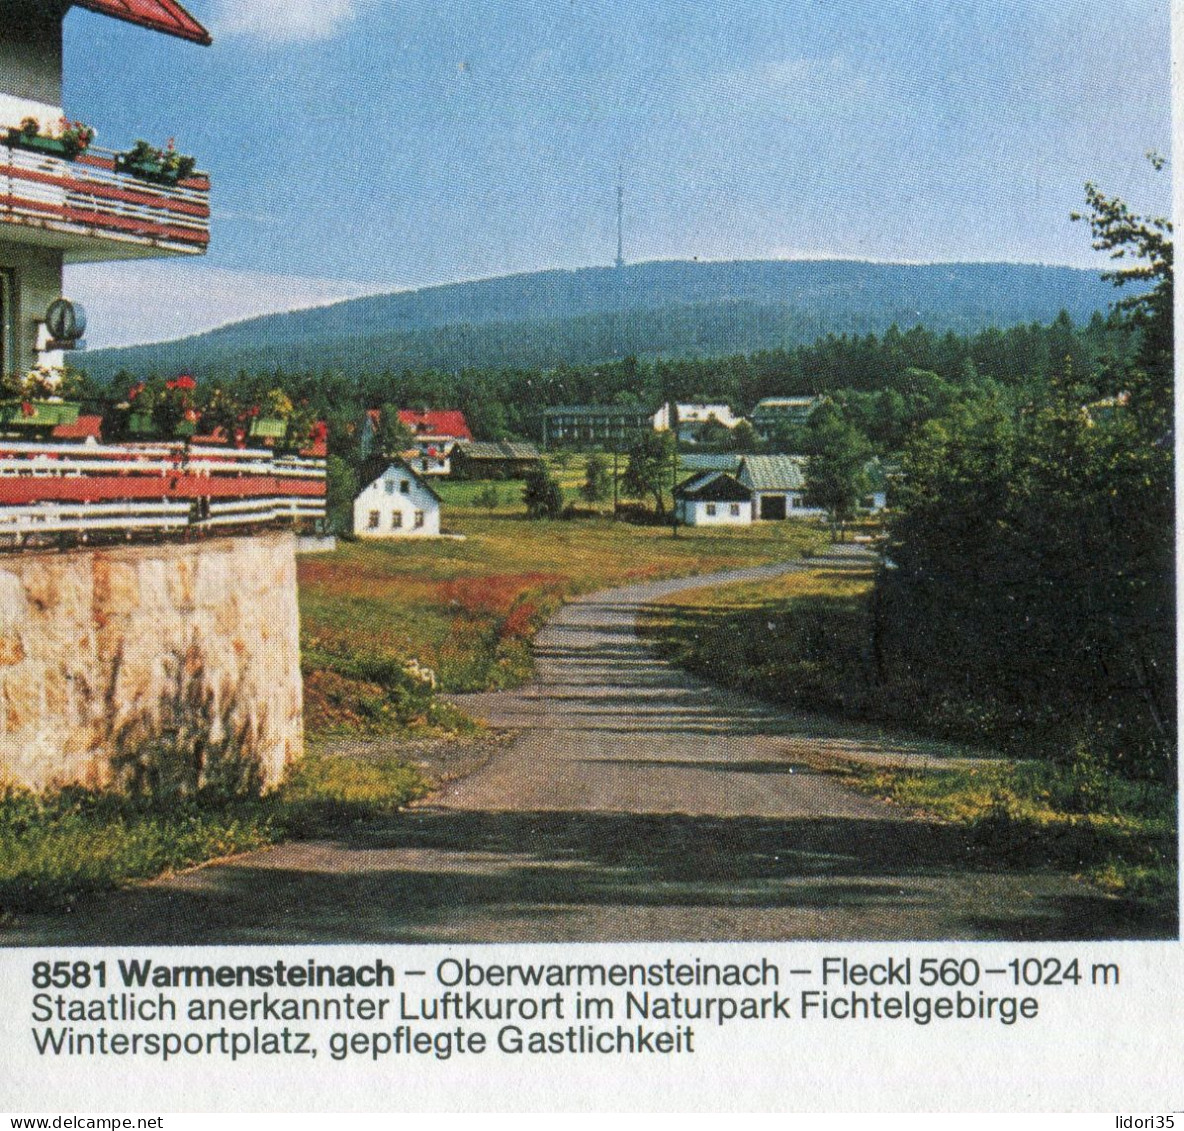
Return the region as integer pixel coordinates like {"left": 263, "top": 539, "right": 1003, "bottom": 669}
{"left": 6, "top": 548, "right": 1156, "bottom": 943}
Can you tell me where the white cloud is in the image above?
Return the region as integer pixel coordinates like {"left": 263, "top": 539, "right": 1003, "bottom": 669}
{"left": 213, "top": 0, "right": 376, "bottom": 43}
{"left": 65, "top": 262, "right": 392, "bottom": 348}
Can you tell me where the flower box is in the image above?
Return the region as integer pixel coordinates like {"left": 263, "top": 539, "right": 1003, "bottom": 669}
{"left": 5, "top": 130, "right": 80, "bottom": 160}
{"left": 114, "top": 155, "right": 181, "bottom": 185}
{"left": 249, "top": 416, "right": 288, "bottom": 439}
{"left": 127, "top": 409, "right": 156, "bottom": 434}
{"left": 0, "top": 400, "right": 81, "bottom": 428}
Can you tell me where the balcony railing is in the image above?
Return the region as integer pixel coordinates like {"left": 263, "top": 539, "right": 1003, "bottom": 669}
{"left": 0, "top": 141, "right": 209, "bottom": 257}
{"left": 0, "top": 440, "right": 325, "bottom": 544}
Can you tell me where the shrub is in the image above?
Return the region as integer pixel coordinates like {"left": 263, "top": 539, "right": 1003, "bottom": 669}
{"left": 523, "top": 467, "right": 564, "bottom": 518}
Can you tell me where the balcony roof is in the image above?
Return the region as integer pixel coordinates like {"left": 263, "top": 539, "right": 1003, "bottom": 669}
{"left": 72, "top": 0, "right": 212, "bottom": 45}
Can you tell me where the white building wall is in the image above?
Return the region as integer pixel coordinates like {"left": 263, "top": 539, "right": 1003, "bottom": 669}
{"left": 0, "top": 238, "right": 64, "bottom": 375}
{"left": 353, "top": 467, "right": 442, "bottom": 537}
{"left": 752, "top": 490, "right": 826, "bottom": 518}
{"left": 678, "top": 499, "right": 753, "bottom": 526}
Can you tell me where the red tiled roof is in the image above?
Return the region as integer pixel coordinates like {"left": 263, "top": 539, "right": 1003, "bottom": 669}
{"left": 51, "top": 414, "right": 103, "bottom": 440}
{"left": 397, "top": 409, "right": 472, "bottom": 441}
{"left": 72, "top": 0, "right": 212, "bottom": 45}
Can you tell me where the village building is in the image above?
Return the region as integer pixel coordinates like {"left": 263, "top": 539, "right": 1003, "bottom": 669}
{"left": 750, "top": 396, "right": 825, "bottom": 438}
{"left": 542, "top": 404, "right": 658, "bottom": 449}
{"left": 353, "top": 462, "right": 442, "bottom": 538}
{"left": 736, "top": 454, "right": 825, "bottom": 519}
{"left": 653, "top": 402, "right": 747, "bottom": 444}
{"left": 450, "top": 439, "right": 543, "bottom": 479}
{"left": 673, "top": 471, "right": 753, "bottom": 527}
{"left": 361, "top": 408, "right": 471, "bottom": 475}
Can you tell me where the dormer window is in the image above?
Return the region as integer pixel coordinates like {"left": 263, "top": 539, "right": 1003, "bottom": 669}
{"left": 400, "top": 480, "right": 410, "bottom": 494}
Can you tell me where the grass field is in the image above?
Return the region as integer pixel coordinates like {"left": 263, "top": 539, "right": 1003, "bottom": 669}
{"left": 0, "top": 752, "right": 430, "bottom": 914}
{"left": 299, "top": 508, "right": 826, "bottom": 733}
{"left": 639, "top": 561, "right": 1177, "bottom": 922}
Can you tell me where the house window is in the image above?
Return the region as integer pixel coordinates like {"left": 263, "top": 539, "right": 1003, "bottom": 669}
{"left": 413, "top": 510, "right": 425, "bottom": 529}
{"left": 384, "top": 479, "right": 395, "bottom": 495}
{"left": 705, "top": 503, "right": 717, "bottom": 516}
{"left": 400, "top": 480, "right": 410, "bottom": 494}
{"left": 391, "top": 511, "right": 403, "bottom": 529}
{"left": 791, "top": 496, "right": 806, "bottom": 509}
{"left": 421, "top": 459, "right": 429, "bottom": 471}
{"left": 368, "top": 510, "right": 380, "bottom": 529}
{"left": 729, "top": 503, "right": 740, "bottom": 516}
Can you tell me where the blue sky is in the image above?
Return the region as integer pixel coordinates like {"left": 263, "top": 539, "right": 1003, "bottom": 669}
{"left": 62, "top": 0, "right": 1172, "bottom": 346}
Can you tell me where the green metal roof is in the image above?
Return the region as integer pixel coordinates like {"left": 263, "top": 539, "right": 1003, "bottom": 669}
{"left": 737, "top": 455, "right": 808, "bottom": 491}
{"left": 455, "top": 441, "right": 542, "bottom": 461}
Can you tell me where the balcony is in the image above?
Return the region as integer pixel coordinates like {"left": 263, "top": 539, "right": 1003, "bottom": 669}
{"left": 0, "top": 139, "right": 209, "bottom": 261}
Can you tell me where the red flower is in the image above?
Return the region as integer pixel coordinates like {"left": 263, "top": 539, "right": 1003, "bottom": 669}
{"left": 128, "top": 382, "right": 146, "bottom": 400}
{"left": 184, "top": 408, "right": 199, "bottom": 423}
{"left": 166, "top": 374, "right": 196, "bottom": 391}
{"left": 20, "top": 401, "right": 34, "bottom": 417}
{"left": 309, "top": 420, "right": 328, "bottom": 442}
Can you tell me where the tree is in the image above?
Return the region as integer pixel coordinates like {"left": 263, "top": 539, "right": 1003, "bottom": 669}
{"left": 580, "top": 452, "right": 610, "bottom": 503}
{"left": 324, "top": 455, "right": 358, "bottom": 535}
{"left": 376, "top": 404, "right": 415, "bottom": 460}
{"left": 523, "top": 466, "right": 564, "bottom": 518}
{"left": 871, "top": 165, "right": 1174, "bottom": 781}
{"left": 803, "top": 408, "right": 871, "bottom": 539}
{"left": 725, "top": 419, "right": 760, "bottom": 452}
{"left": 465, "top": 397, "right": 509, "bottom": 441}
{"left": 621, "top": 429, "right": 676, "bottom": 516}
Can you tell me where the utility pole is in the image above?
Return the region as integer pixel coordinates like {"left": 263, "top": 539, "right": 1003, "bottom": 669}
{"left": 612, "top": 445, "right": 619, "bottom": 519}
{"left": 670, "top": 403, "right": 679, "bottom": 538}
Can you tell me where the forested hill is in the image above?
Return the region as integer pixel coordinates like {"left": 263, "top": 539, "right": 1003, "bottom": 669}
{"left": 84, "top": 259, "right": 1118, "bottom": 381}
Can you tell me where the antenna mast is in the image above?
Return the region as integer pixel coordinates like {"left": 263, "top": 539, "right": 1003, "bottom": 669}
{"left": 615, "top": 167, "right": 625, "bottom": 269}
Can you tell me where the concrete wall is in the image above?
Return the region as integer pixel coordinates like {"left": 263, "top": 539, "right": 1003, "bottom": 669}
{"left": 0, "top": 533, "right": 304, "bottom": 793}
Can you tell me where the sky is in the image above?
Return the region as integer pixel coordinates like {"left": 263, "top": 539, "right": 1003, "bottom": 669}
{"left": 60, "top": 0, "right": 1172, "bottom": 347}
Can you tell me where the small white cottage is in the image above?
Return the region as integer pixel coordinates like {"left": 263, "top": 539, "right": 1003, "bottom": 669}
{"left": 353, "top": 463, "right": 442, "bottom": 537}
{"left": 673, "top": 471, "right": 754, "bottom": 526}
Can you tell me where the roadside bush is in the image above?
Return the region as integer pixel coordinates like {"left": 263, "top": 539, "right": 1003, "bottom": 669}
{"left": 523, "top": 467, "right": 564, "bottom": 518}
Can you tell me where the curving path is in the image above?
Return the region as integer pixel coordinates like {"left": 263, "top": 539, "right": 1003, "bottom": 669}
{"left": 6, "top": 547, "right": 1155, "bottom": 944}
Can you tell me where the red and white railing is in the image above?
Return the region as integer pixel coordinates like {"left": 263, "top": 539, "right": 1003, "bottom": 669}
{"left": 0, "top": 441, "right": 325, "bottom": 541}
{"left": 0, "top": 142, "right": 209, "bottom": 255}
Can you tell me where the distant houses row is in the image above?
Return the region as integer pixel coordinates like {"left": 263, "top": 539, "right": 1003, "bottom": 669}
{"left": 356, "top": 399, "right": 825, "bottom": 473}
{"left": 353, "top": 451, "right": 889, "bottom": 540}
{"left": 541, "top": 397, "right": 823, "bottom": 448}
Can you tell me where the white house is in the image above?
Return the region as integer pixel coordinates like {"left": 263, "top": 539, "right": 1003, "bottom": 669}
{"left": 736, "top": 455, "right": 825, "bottom": 519}
{"left": 750, "top": 397, "right": 825, "bottom": 438}
{"left": 653, "top": 402, "right": 747, "bottom": 444}
{"left": 353, "top": 463, "right": 442, "bottom": 537}
{"left": 737, "top": 454, "right": 892, "bottom": 518}
{"left": 673, "top": 471, "right": 753, "bottom": 527}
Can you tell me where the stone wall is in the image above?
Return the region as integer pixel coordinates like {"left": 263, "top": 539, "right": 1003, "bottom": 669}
{"left": 0, "top": 532, "right": 304, "bottom": 793}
